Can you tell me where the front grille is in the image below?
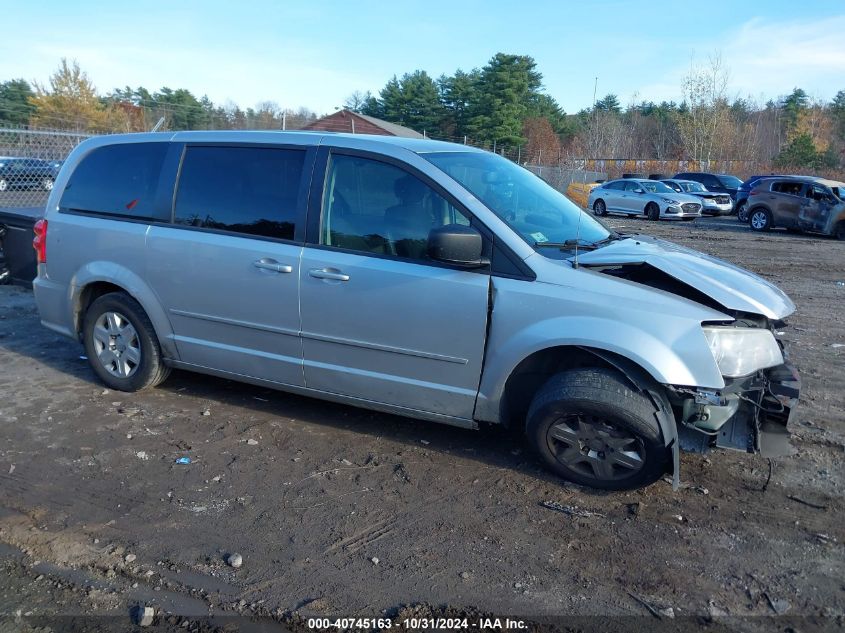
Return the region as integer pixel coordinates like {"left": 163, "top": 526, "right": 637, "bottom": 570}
{"left": 682, "top": 203, "right": 701, "bottom": 213}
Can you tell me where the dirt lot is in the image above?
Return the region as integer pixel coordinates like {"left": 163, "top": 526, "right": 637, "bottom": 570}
{"left": 0, "top": 217, "right": 844, "bottom": 631}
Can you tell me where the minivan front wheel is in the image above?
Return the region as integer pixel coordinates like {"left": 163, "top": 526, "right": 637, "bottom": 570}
{"left": 82, "top": 292, "right": 171, "bottom": 391}
{"left": 526, "top": 368, "right": 668, "bottom": 490}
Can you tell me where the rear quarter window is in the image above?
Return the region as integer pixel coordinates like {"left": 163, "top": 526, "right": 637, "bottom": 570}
{"left": 60, "top": 143, "right": 169, "bottom": 220}
{"left": 771, "top": 181, "right": 803, "bottom": 196}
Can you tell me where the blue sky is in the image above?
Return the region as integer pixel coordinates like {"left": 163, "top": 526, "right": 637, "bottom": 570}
{"left": 3, "top": 0, "right": 844, "bottom": 115}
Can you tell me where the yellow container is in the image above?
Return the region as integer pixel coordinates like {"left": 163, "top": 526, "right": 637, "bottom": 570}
{"left": 565, "top": 182, "right": 600, "bottom": 209}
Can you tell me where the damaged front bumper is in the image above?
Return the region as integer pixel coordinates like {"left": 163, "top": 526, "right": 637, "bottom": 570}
{"left": 669, "top": 359, "right": 800, "bottom": 458}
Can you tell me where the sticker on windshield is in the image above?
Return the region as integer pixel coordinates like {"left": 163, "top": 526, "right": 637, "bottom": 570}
{"left": 530, "top": 232, "right": 548, "bottom": 243}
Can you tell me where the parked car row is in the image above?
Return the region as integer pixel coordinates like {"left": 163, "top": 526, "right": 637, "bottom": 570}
{"left": 0, "top": 157, "right": 62, "bottom": 193}
{"left": 587, "top": 178, "right": 703, "bottom": 220}
{"left": 583, "top": 171, "right": 745, "bottom": 222}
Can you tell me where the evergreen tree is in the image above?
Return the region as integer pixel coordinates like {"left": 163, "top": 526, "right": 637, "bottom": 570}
{"left": 438, "top": 69, "right": 480, "bottom": 137}
{"left": 466, "top": 53, "right": 543, "bottom": 146}
{"left": 0, "top": 79, "right": 35, "bottom": 126}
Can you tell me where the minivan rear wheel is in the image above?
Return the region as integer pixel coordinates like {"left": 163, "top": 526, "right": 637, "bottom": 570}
{"left": 82, "top": 292, "right": 171, "bottom": 391}
{"left": 525, "top": 368, "right": 668, "bottom": 490}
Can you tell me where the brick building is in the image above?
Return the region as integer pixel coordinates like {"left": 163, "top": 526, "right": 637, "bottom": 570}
{"left": 302, "top": 110, "right": 424, "bottom": 138}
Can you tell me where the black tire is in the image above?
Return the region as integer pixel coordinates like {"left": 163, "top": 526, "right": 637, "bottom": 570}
{"left": 749, "top": 207, "right": 773, "bottom": 232}
{"left": 525, "top": 368, "right": 669, "bottom": 490}
{"left": 82, "top": 292, "right": 171, "bottom": 391}
{"left": 593, "top": 199, "right": 607, "bottom": 216}
{"left": 833, "top": 221, "right": 845, "bottom": 241}
{"left": 646, "top": 202, "right": 660, "bottom": 221}
{"left": 735, "top": 201, "right": 748, "bottom": 222}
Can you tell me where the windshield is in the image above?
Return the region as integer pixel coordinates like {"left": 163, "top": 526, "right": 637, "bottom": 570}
{"left": 679, "top": 181, "right": 706, "bottom": 192}
{"left": 640, "top": 181, "right": 674, "bottom": 194}
{"left": 718, "top": 175, "right": 743, "bottom": 188}
{"left": 424, "top": 151, "right": 611, "bottom": 247}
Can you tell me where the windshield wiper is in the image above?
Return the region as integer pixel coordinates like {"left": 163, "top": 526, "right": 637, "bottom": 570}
{"left": 533, "top": 234, "right": 620, "bottom": 250}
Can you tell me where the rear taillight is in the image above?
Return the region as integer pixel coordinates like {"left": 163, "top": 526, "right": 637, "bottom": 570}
{"left": 33, "top": 218, "right": 47, "bottom": 264}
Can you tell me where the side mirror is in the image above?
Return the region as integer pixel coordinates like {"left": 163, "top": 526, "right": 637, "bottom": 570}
{"left": 634, "top": 188, "right": 644, "bottom": 194}
{"left": 427, "top": 224, "right": 487, "bottom": 268}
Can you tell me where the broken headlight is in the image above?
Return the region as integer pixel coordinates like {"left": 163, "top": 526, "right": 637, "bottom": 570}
{"left": 702, "top": 326, "right": 783, "bottom": 378}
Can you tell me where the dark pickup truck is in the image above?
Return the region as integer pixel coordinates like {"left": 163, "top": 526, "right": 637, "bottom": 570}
{"left": 0, "top": 207, "right": 41, "bottom": 286}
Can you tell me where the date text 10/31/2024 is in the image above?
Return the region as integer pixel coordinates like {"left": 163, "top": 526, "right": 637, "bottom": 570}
{"left": 307, "top": 618, "right": 528, "bottom": 630}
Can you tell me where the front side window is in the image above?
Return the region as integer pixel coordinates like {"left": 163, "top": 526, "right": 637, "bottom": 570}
{"left": 624, "top": 181, "right": 642, "bottom": 192}
{"left": 321, "top": 154, "right": 470, "bottom": 261}
{"left": 60, "top": 143, "right": 168, "bottom": 219}
{"left": 174, "top": 146, "right": 304, "bottom": 240}
{"left": 604, "top": 181, "right": 625, "bottom": 190}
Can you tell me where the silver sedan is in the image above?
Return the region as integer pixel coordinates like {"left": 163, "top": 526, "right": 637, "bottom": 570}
{"left": 661, "top": 179, "right": 734, "bottom": 215}
{"left": 587, "top": 179, "right": 703, "bottom": 220}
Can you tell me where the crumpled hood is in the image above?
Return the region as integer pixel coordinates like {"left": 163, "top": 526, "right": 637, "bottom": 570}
{"left": 569, "top": 235, "right": 796, "bottom": 320}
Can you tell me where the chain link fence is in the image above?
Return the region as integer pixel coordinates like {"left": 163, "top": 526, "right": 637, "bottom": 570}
{"left": 0, "top": 126, "right": 92, "bottom": 209}
{"left": 0, "top": 121, "right": 783, "bottom": 212}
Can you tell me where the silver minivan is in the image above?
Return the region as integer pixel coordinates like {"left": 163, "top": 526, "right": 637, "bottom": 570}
{"left": 33, "top": 132, "right": 799, "bottom": 491}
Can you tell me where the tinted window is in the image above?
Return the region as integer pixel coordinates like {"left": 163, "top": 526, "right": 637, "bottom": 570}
{"left": 60, "top": 143, "right": 168, "bottom": 219}
{"left": 174, "top": 146, "right": 304, "bottom": 240}
{"left": 321, "top": 154, "right": 470, "bottom": 261}
{"left": 771, "top": 181, "right": 803, "bottom": 196}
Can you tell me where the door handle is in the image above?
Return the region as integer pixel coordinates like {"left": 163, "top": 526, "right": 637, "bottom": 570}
{"left": 253, "top": 258, "right": 293, "bottom": 273}
{"left": 309, "top": 268, "right": 350, "bottom": 282}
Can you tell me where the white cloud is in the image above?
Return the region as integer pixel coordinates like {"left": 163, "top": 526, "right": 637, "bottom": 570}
{"left": 722, "top": 15, "right": 845, "bottom": 101}
{"left": 635, "top": 14, "right": 845, "bottom": 106}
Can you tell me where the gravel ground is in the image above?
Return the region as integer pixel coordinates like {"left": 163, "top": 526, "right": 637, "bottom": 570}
{"left": 0, "top": 216, "right": 843, "bottom": 631}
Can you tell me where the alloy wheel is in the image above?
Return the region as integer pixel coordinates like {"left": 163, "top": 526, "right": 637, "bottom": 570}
{"left": 547, "top": 414, "right": 645, "bottom": 481}
{"left": 750, "top": 210, "right": 768, "bottom": 230}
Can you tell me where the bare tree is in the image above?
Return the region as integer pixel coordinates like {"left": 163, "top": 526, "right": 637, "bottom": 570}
{"left": 675, "top": 54, "right": 732, "bottom": 166}
{"left": 344, "top": 90, "right": 372, "bottom": 113}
